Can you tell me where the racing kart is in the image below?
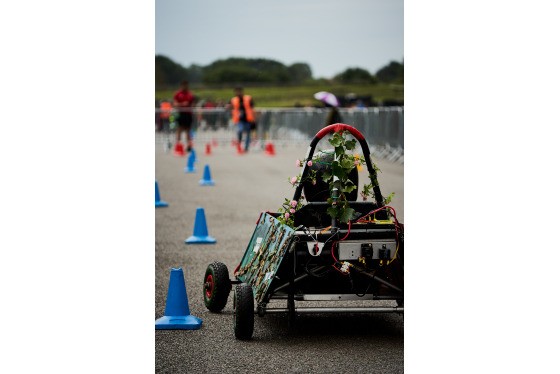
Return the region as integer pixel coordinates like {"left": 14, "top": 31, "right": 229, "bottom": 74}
{"left": 202, "top": 123, "right": 404, "bottom": 340}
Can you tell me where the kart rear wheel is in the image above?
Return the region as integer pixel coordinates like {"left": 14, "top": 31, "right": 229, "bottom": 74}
{"left": 233, "top": 283, "right": 254, "bottom": 340}
{"left": 203, "top": 261, "right": 231, "bottom": 312}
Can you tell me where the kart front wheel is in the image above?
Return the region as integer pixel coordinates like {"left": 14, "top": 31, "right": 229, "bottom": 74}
{"left": 233, "top": 283, "right": 254, "bottom": 340}
{"left": 203, "top": 261, "right": 231, "bottom": 312}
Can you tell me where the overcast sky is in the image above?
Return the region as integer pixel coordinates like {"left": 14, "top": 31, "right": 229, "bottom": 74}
{"left": 155, "top": 0, "right": 403, "bottom": 79}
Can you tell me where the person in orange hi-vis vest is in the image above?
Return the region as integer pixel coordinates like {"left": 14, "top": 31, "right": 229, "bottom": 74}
{"left": 159, "top": 101, "right": 172, "bottom": 131}
{"left": 227, "top": 87, "right": 255, "bottom": 153}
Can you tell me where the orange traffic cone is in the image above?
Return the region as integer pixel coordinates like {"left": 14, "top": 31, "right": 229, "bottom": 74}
{"left": 205, "top": 142, "right": 212, "bottom": 155}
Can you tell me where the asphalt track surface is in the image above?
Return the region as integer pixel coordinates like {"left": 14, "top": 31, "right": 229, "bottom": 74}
{"left": 155, "top": 138, "right": 404, "bottom": 373}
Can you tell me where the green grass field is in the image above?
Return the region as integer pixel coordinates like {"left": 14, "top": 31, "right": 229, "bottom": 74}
{"left": 155, "top": 83, "right": 403, "bottom": 107}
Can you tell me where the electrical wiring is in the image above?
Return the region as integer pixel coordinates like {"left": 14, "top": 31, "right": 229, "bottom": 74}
{"left": 386, "top": 221, "right": 404, "bottom": 265}
{"left": 301, "top": 225, "right": 340, "bottom": 255}
{"left": 355, "top": 280, "right": 373, "bottom": 297}
{"left": 302, "top": 226, "right": 333, "bottom": 241}
{"left": 331, "top": 220, "right": 351, "bottom": 263}
{"left": 328, "top": 221, "right": 353, "bottom": 275}
{"left": 302, "top": 226, "right": 332, "bottom": 256}
{"left": 356, "top": 204, "right": 400, "bottom": 239}
{"left": 356, "top": 205, "right": 400, "bottom": 227}
{"left": 388, "top": 240, "right": 400, "bottom": 265}
{"left": 355, "top": 205, "right": 403, "bottom": 266}
{"left": 299, "top": 221, "right": 348, "bottom": 275}
{"left": 332, "top": 263, "right": 350, "bottom": 276}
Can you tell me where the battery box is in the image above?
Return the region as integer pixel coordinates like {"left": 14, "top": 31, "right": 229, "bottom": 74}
{"left": 338, "top": 240, "right": 397, "bottom": 261}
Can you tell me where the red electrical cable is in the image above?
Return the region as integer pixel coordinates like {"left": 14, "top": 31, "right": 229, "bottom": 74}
{"left": 356, "top": 205, "right": 400, "bottom": 242}
{"left": 328, "top": 206, "right": 403, "bottom": 275}
{"left": 329, "top": 205, "right": 402, "bottom": 269}
{"left": 332, "top": 264, "right": 349, "bottom": 275}
{"left": 331, "top": 220, "right": 351, "bottom": 263}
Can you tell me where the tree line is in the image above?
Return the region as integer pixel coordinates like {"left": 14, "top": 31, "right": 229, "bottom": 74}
{"left": 155, "top": 55, "right": 403, "bottom": 89}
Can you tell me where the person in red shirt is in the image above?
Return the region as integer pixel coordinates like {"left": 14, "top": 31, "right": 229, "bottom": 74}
{"left": 173, "top": 80, "right": 195, "bottom": 151}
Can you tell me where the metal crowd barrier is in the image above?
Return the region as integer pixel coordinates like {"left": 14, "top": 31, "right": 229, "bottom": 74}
{"left": 155, "top": 107, "right": 404, "bottom": 163}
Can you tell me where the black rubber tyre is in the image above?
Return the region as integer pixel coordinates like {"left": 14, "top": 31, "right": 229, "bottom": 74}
{"left": 203, "top": 261, "right": 231, "bottom": 312}
{"left": 233, "top": 283, "right": 254, "bottom": 340}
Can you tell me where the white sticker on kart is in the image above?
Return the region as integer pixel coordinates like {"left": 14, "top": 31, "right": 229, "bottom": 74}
{"left": 253, "top": 237, "right": 263, "bottom": 252}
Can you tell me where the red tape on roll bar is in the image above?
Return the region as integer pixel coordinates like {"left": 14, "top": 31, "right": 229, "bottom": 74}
{"left": 315, "top": 123, "right": 364, "bottom": 141}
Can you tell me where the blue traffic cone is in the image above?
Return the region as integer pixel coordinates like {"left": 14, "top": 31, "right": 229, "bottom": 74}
{"left": 199, "top": 164, "right": 215, "bottom": 186}
{"left": 155, "top": 268, "right": 202, "bottom": 330}
{"left": 155, "top": 180, "right": 168, "bottom": 207}
{"left": 191, "top": 149, "right": 198, "bottom": 164}
{"left": 184, "top": 151, "right": 196, "bottom": 173}
{"left": 185, "top": 207, "right": 216, "bottom": 244}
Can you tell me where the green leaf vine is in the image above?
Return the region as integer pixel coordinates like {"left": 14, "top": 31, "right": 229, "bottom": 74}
{"left": 278, "top": 130, "right": 395, "bottom": 228}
